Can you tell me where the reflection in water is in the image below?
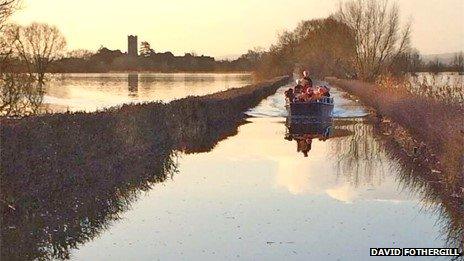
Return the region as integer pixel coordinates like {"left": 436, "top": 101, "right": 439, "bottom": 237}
{"left": 329, "top": 118, "right": 390, "bottom": 189}
{"left": 283, "top": 115, "right": 462, "bottom": 253}
{"left": 128, "top": 73, "right": 139, "bottom": 96}
{"left": 281, "top": 117, "right": 389, "bottom": 199}
{"left": 380, "top": 131, "right": 464, "bottom": 253}
{"left": 3, "top": 151, "right": 178, "bottom": 260}
{"left": 0, "top": 74, "right": 46, "bottom": 117}
{"left": 330, "top": 118, "right": 463, "bottom": 252}
{"left": 396, "top": 165, "right": 464, "bottom": 254}
{"left": 284, "top": 118, "right": 333, "bottom": 157}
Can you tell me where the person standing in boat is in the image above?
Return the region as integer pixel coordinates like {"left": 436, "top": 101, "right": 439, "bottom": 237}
{"left": 296, "top": 70, "right": 313, "bottom": 101}
{"left": 301, "top": 70, "right": 313, "bottom": 88}
{"left": 296, "top": 71, "right": 313, "bottom": 102}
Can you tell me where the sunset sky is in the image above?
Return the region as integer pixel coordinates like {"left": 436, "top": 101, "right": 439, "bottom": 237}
{"left": 11, "top": 0, "right": 464, "bottom": 58}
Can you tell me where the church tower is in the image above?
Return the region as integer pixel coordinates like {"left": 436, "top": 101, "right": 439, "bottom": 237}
{"left": 128, "top": 35, "right": 138, "bottom": 57}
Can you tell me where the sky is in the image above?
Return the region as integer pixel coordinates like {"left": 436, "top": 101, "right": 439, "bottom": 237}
{"left": 11, "top": 0, "right": 464, "bottom": 58}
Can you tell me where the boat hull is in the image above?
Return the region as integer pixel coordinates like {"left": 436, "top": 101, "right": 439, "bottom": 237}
{"left": 285, "top": 98, "right": 334, "bottom": 121}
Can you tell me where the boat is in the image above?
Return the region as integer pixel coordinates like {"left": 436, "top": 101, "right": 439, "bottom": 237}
{"left": 285, "top": 96, "right": 334, "bottom": 121}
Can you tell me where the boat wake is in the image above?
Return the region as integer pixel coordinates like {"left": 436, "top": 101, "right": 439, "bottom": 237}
{"left": 246, "top": 82, "right": 368, "bottom": 119}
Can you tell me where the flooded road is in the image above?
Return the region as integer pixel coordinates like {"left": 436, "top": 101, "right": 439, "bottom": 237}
{"left": 58, "top": 84, "right": 454, "bottom": 260}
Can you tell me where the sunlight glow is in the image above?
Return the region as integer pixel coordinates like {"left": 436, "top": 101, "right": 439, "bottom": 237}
{"left": 11, "top": 0, "right": 463, "bottom": 57}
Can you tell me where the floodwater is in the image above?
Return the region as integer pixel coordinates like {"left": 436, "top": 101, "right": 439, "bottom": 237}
{"left": 2, "top": 76, "right": 461, "bottom": 260}
{"left": 43, "top": 73, "right": 253, "bottom": 112}
{"left": 65, "top": 84, "right": 453, "bottom": 260}
{"left": 407, "top": 72, "right": 463, "bottom": 103}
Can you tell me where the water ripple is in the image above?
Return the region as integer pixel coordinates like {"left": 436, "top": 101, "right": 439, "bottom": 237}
{"left": 246, "top": 82, "right": 368, "bottom": 118}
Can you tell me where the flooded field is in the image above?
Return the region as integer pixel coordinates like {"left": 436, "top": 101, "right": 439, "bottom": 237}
{"left": 407, "top": 72, "right": 464, "bottom": 104}
{"left": 1, "top": 77, "right": 461, "bottom": 260}
{"left": 43, "top": 73, "right": 253, "bottom": 112}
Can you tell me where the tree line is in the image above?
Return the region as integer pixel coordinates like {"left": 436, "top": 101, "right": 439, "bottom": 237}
{"left": 46, "top": 46, "right": 255, "bottom": 73}
{"left": 2, "top": 24, "right": 256, "bottom": 75}
{"left": 250, "top": 0, "right": 463, "bottom": 81}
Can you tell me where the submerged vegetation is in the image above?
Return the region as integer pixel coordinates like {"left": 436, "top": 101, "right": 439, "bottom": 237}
{"left": 326, "top": 78, "right": 464, "bottom": 192}
{"left": 375, "top": 119, "right": 464, "bottom": 254}
{"left": 0, "top": 73, "right": 45, "bottom": 117}
{"left": 406, "top": 72, "right": 464, "bottom": 104}
{"left": 331, "top": 118, "right": 463, "bottom": 252}
{"left": 0, "top": 1, "right": 48, "bottom": 117}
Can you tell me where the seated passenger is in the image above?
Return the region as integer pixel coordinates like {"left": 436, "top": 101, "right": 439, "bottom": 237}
{"left": 320, "top": 84, "right": 330, "bottom": 97}
{"left": 294, "top": 77, "right": 310, "bottom": 101}
{"left": 300, "top": 81, "right": 319, "bottom": 101}
{"left": 294, "top": 79, "right": 303, "bottom": 94}
{"left": 301, "top": 80, "right": 310, "bottom": 94}
{"left": 309, "top": 85, "right": 331, "bottom": 101}
{"left": 311, "top": 87, "right": 324, "bottom": 100}
{"left": 284, "top": 88, "right": 295, "bottom": 102}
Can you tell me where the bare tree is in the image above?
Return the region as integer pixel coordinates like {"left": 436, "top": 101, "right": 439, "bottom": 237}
{"left": 0, "top": 0, "right": 21, "bottom": 73}
{"left": 336, "top": 0, "right": 411, "bottom": 81}
{"left": 256, "top": 17, "right": 356, "bottom": 78}
{"left": 452, "top": 52, "right": 463, "bottom": 72}
{"left": 0, "top": 0, "right": 20, "bottom": 28}
{"left": 12, "top": 22, "right": 67, "bottom": 82}
{"left": 0, "top": 23, "right": 17, "bottom": 73}
{"left": 1, "top": 73, "right": 42, "bottom": 117}
{"left": 0, "top": 2, "right": 47, "bottom": 117}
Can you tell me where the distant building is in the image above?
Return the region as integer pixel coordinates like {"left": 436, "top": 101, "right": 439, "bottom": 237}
{"left": 128, "top": 35, "right": 138, "bottom": 57}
